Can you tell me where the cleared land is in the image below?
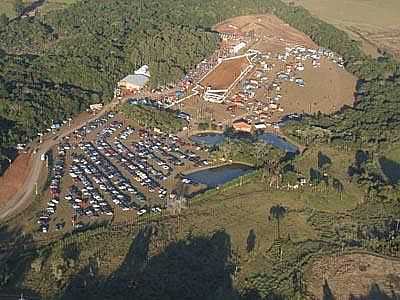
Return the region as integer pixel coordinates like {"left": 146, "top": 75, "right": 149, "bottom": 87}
{"left": 284, "top": 0, "right": 400, "bottom": 58}
{"left": 0, "top": 153, "right": 32, "bottom": 208}
{"left": 200, "top": 56, "right": 250, "bottom": 90}
{"left": 305, "top": 252, "right": 400, "bottom": 298}
{"left": 202, "top": 14, "right": 356, "bottom": 125}
{"left": 215, "top": 14, "right": 317, "bottom": 52}
{"left": 280, "top": 58, "right": 356, "bottom": 114}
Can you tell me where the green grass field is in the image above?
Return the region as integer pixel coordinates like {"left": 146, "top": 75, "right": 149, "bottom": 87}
{"left": 39, "top": 0, "right": 80, "bottom": 15}
{"left": 3, "top": 141, "right": 392, "bottom": 297}
{"left": 0, "top": 0, "right": 80, "bottom": 17}
{"left": 0, "top": 0, "right": 17, "bottom": 18}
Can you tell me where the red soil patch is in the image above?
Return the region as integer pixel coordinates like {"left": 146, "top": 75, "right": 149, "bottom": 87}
{"left": 0, "top": 153, "right": 32, "bottom": 207}
{"left": 200, "top": 57, "right": 249, "bottom": 90}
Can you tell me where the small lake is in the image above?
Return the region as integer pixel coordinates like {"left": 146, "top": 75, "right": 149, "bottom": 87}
{"left": 190, "top": 132, "right": 298, "bottom": 153}
{"left": 184, "top": 163, "right": 253, "bottom": 188}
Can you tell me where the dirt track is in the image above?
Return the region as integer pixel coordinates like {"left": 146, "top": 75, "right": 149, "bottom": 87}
{"left": 0, "top": 153, "right": 32, "bottom": 206}
{"left": 200, "top": 57, "right": 249, "bottom": 90}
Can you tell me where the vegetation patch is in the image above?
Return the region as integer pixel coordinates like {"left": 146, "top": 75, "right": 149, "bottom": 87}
{"left": 122, "top": 104, "right": 185, "bottom": 133}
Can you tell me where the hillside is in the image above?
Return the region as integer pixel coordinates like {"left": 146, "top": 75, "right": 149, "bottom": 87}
{"left": 1, "top": 0, "right": 399, "bottom": 172}
{"left": 0, "top": 0, "right": 400, "bottom": 298}
{"left": 2, "top": 142, "right": 400, "bottom": 299}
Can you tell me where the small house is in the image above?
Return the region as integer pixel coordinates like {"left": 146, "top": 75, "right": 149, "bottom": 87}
{"left": 232, "top": 120, "right": 252, "bottom": 133}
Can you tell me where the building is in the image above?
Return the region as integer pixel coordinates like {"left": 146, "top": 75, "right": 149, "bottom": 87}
{"left": 203, "top": 89, "right": 227, "bottom": 103}
{"left": 118, "top": 65, "right": 150, "bottom": 91}
{"left": 254, "top": 122, "right": 267, "bottom": 130}
{"left": 232, "top": 120, "right": 252, "bottom": 133}
{"left": 90, "top": 103, "right": 103, "bottom": 111}
{"left": 233, "top": 42, "right": 247, "bottom": 54}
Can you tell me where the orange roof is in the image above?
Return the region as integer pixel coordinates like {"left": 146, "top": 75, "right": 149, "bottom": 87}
{"left": 232, "top": 121, "right": 252, "bottom": 132}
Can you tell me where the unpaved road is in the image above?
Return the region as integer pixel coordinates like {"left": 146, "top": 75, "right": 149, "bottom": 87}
{"left": 0, "top": 99, "right": 121, "bottom": 221}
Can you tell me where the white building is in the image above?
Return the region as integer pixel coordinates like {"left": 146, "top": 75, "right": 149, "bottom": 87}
{"left": 118, "top": 65, "right": 151, "bottom": 91}
{"left": 203, "top": 89, "right": 227, "bottom": 103}
{"left": 233, "top": 42, "right": 247, "bottom": 54}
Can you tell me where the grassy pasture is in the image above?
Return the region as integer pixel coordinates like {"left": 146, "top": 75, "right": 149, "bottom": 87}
{"left": 0, "top": 0, "right": 80, "bottom": 17}
{"left": 284, "top": 0, "right": 400, "bottom": 57}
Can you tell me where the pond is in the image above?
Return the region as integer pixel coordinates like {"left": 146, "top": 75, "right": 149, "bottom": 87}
{"left": 190, "top": 132, "right": 298, "bottom": 153}
{"left": 184, "top": 163, "right": 253, "bottom": 188}
{"left": 190, "top": 132, "right": 225, "bottom": 146}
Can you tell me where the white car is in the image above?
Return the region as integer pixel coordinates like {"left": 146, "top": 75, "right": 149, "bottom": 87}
{"left": 137, "top": 209, "right": 147, "bottom": 216}
{"left": 182, "top": 178, "right": 191, "bottom": 184}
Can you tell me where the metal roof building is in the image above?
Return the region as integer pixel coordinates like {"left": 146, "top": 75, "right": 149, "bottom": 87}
{"left": 118, "top": 65, "right": 150, "bottom": 91}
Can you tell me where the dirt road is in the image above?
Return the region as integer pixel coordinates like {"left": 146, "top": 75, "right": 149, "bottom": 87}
{"left": 0, "top": 99, "right": 121, "bottom": 221}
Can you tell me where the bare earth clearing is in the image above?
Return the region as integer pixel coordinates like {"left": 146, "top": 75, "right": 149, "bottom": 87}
{"left": 0, "top": 153, "right": 32, "bottom": 208}
{"left": 210, "top": 15, "right": 356, "bottom": 123}
{"left": 280, "top": 57, "right": 356, "bottom": 114}
{"left": 305, "top": 252, "right": 400, "bottom": 299}
{"left": 215, "top": 14, "right": 317, "bottom": 52}
{"left": 200, "top": 56, "right": 250, "bottom": 90}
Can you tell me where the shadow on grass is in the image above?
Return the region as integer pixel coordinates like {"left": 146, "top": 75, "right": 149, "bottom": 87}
{"left": 0, "top": 224, "right": 40, "bottom": 298}
{"left": 322, "top": 280, "right": 400, "bottom": 300}
{"left": 59, "top": 226, "right": 287, "bottom": 300}
{"left": 349, "top": 282, "right": 400, "bottom": 299}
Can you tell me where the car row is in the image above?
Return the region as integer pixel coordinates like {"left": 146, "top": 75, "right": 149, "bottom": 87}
{"left": 68, "top": 159, "right": 114, "bottom": 217}
{"left": 38, "top": 147, "right": 66, "bottom": 233}
{"left": 75, "top": 142, "right": 144, "bottom": 210}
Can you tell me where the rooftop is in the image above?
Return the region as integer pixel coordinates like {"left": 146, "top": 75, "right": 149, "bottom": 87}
{"left": 120, "top": 74, "right": 149, "bottom": 88}
{"left": 119, "top": 65, "right": 151, "bottom": 88}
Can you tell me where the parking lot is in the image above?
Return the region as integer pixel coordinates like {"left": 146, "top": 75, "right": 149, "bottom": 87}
{"left": 37, "top": 112, "right": 209, "bottom": 233}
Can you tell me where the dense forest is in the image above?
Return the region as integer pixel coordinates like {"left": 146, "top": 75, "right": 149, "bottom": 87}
{"left": 1, "top": 0, "right": 399, "bottom": 173}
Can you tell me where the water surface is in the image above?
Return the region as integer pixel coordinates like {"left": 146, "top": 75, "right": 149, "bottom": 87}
{"left": 184, "top": 163, "right": 253, "bottom": 188}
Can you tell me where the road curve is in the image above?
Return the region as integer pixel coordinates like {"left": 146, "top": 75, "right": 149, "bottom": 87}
{"left": 0, "top": 100, "right": 120, "bottom": 221}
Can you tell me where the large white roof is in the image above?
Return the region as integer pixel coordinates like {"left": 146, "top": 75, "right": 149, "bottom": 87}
{"left": 119, "top": 65, "right": 151, "bottom": 88}
{"left": 120, "top": 74, "right": 149, "bottom": 88}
